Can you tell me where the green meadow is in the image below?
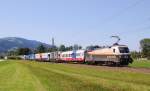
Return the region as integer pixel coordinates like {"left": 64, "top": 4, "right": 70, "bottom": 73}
{"left": 129, "top": 60, "right": 150, "bottom": 68}
{"left": 0, "top": 60, "right": 149, "bottom": 91}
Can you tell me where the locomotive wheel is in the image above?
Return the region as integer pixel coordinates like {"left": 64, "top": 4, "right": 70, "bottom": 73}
{"left": 112, "top": 62, "right": 121, "bottom": 67}
{"left": 120, "top": 61, "right": 129, "bottom": 66}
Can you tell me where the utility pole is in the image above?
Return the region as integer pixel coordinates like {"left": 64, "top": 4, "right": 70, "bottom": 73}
{"left": 52, "top": 37, "right": 55, "bottom": 47}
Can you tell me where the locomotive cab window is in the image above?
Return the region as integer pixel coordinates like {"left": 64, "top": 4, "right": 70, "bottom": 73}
{"left": 113, "top": 49, "right": 115, "bottom": 53}
{"left": 119, "top": 47, "right": 129, "bottom": 53}
{"left": 48, "top": 54, "right": 50, "bottom": 57}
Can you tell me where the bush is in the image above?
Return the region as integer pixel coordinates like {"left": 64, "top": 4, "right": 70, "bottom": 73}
{"left": 148, "top": 57, "right": 150, "bottom": 60}
{"left": 7, "top": 56, "right": 22, "bottom": 60}
{"left": 0, "top": 56, "right": 4, "bottom": 59}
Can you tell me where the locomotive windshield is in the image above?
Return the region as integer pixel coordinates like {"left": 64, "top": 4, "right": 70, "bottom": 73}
{"left": 119, "top": 47, "right": 129, "bottom": 53}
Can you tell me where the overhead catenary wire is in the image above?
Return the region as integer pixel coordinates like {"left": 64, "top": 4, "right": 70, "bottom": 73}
{"left": 102, "top": 0, "right": 149, "bottom": 35}
{"left": 102, "top": 0, "right": 145, "bottom": 24}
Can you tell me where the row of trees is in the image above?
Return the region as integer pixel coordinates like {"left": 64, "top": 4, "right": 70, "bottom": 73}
{"left": 7, "top": 44, "right": 83, "bottom": 56}
{"left": 140, "top": 39, "right": 150, "bottom": 59}
{"left": 7, "top": 44, "right": 102, "bottom": 56}
{"left": 130, "top": 51, "right": 142, "bottom": 59}
{"left": 131, "top": 38, "right": 150, "bottom": 59}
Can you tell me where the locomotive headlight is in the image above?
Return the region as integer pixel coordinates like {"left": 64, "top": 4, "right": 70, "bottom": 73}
{"left": 125, "top": 56, "right": 128, "bottom": 58}
{"left": 119, "top": 55, "right": 129, "bottom": 58}
{"left": 119, "top": 56, "right": 122, "bottom": 58}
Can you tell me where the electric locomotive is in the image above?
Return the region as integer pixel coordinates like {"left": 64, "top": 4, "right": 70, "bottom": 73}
{"left": 85, "top": 44, "right": 133, "bottom": 65}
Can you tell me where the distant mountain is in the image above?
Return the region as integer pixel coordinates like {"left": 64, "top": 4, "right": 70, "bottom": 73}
{"left": 0, "top": 37, "right": 52, "bottom": 52}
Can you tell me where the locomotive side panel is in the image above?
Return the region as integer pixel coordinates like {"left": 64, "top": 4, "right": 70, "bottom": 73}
{"left": 85, "top": 54, "right": 119, "bottom": 62}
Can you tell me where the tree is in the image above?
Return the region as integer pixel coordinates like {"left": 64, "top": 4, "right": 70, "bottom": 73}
{"left": 17, "top": 48, "right": 32, "bottom": 55}
{"left": 7, "top": 48, "right": 18, "bottom": 56}
{"left": 59, "top": 45, "right": 66, "bottom": 51}
{"left": 73, "top": 44, "right": 82, "bottom": 50}
{"left": 78, "top": 46, "right": 82, "bottom": 50}
{"left": 130, "top": 51, "right": 141, "bottom": 59}
{"left": 65, "top": 46, "right": 73, "bottom": 51}
{"left": 36, "top": 44, "right": 47, "bottom": 53}
{"left": 48, "top": 46, "right": 58, "bottom": 52}
{"left": 140, "top": 39, "right": 150, "bottom": 59}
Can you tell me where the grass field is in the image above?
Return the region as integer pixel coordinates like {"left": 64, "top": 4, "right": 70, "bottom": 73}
{"left": 0, "top": 60, "right": 150, "bottom": 91}
{"left": 129, "top": 60, "right": 150, "bottom": 68}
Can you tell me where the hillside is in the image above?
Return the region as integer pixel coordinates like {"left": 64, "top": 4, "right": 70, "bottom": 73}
{"left": 0, "top": 37, "right": 51, "bottom": 52}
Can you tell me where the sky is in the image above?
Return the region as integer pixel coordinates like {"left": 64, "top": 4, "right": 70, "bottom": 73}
{"left": 0, "top": 0, "right": 149, "bottom": 51}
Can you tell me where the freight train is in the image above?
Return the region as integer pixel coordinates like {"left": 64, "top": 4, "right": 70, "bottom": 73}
{"left": 23, "top": 44, "right": 133, "bottom": 66}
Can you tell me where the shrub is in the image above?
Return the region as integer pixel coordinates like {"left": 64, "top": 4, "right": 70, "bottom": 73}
{"left": 7, "top": 56, "right": 22, "bottom": 60}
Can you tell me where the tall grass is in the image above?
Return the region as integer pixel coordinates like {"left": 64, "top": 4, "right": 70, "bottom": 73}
{"left": 0, "top": 61, "right": 149, "bottom": 91}
{"left": 129, "top": 60, "right": 150, "bottom": 68}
